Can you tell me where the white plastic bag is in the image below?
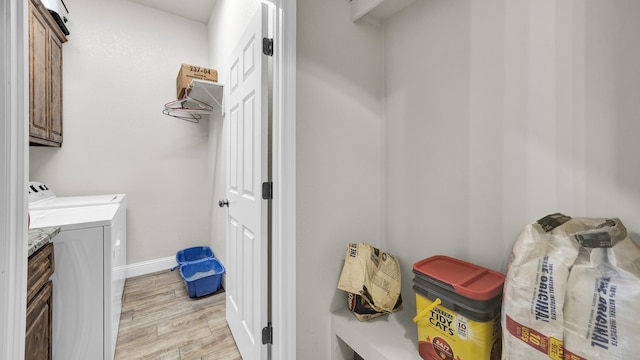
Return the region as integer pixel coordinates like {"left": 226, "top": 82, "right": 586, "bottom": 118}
{"left": 562, "top": 221, "right": 640, "bottom": 360}
{"left": 503, "top": 214, "right": 640, "bottom": 360}
{"left": 502, "top": 214, "right": 578, "bottom": 360}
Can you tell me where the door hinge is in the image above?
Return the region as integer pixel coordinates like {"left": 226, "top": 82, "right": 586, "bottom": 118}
{"left": 262, "top": 323, "right": 273, "bottom": 345}
{"left": 262, "top": 181, "right": 273, "bottom": 200}
{"left": 263, "top": 38, "right": 273, "bottom": 56}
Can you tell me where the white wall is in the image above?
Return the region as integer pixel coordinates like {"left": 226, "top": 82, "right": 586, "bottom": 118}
{"left": 385, "top": 0, "right": 640, "bottom": 313}
{"left": 385, "top": 0, "right": 576, "bottom": 311}
{"left": 385, "top": 1, "right": 473, "bottom": 301}
{"left": 296, "top": 1, "right": 384, "bottom": 359}
{"left": 29, "top": 0, "right": 212, "bottom": 264}
{"left": 583, "top": 0, "right": 640, "bottom": 236}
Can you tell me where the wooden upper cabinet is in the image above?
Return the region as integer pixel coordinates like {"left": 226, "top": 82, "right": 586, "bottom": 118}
{"left": 29, "top": 4, "right": 48, "bottom": 141}
{"left": 29, "top": 0, "right": 67, "bottom": 147}
{"left": 48, "top": 33, "right": 63, "bottom": 144}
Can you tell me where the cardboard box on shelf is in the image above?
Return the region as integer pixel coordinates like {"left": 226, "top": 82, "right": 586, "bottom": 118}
{"left": 176, "top": 64, "right": 218, "bottom": 99}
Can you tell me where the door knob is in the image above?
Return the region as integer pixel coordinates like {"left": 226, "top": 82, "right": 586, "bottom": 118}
{"left": 219, "top": 199, "right": 229, "bottom": 208}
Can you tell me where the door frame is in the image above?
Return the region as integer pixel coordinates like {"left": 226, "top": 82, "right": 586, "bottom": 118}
{"left": 1, "top": 0, "right": 297, "bottom": 358}
{"left": 270, "top": 0, "right": 297, "bottom": 359}
{"left": 0, "top": 0, "right": 29, "bottom": 359}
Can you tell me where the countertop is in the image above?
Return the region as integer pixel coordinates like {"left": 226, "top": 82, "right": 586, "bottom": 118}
{"left": 28, "top": 226, "right": 60, "bottom": 257}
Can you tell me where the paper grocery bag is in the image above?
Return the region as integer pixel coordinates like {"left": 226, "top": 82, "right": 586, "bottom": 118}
{"left": 337, "top": 242, "right": 402, "bottom": 319}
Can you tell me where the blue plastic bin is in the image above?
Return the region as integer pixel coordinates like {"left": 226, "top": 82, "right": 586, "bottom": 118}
{"left": 175, "top": 246, "right": 214, "bottom": 266}
{"left": 179, "top": 258, "right": 225, "bottom": 298}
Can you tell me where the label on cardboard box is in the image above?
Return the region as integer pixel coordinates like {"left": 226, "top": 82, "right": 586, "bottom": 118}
{"left": 176, "top": 64, "right": 218, "bottom": 99}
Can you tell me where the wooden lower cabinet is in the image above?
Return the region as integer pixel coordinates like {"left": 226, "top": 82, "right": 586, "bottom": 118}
{"left": 25, "top": 281, "right": 53, "bottom": 360}
{"left": 26, "top": 243, "right": 55, "bottom": 360}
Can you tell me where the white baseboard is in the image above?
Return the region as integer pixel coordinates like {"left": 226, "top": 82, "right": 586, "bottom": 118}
{"left": 125, "top": 256, "right": 177, "bottom": 278}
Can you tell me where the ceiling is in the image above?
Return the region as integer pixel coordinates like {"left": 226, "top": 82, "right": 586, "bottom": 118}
{"left": 128, "top": 0, "right": 216, "bottom": 24}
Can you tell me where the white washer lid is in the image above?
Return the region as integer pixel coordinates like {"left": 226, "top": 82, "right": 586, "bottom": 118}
{"left": 28, "top": 181, "right": 126, "bottom": 209}
{"left": 30, "top": 194, "right": 126, "bottom": 209}
{"left": 29, "top": 204, "right": 120, "bottom": 231}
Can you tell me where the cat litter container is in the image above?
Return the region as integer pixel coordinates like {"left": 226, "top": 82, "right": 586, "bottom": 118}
{"left": 412, "top": 255, "right": 505, "bottom": 360}
{"left": 179, "top": 257, "right": 225, "bottom": 298}
{"left": 176, "top": 246, "right": 214, "bottom": 266}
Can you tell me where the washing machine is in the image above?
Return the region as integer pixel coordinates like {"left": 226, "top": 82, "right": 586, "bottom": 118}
{"left": 29, "top": 181, "right": 126, "bottom": 209}
{"left": 28, "top": 182, "right": 126, "bottom": 360}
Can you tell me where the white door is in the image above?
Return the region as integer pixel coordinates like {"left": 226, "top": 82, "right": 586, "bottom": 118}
{"left": 225, "top": 4, "right": 270, "bottom": 360}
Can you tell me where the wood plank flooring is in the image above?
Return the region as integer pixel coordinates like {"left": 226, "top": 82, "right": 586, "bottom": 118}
{"left": 115, "top": 269, "right": 242, "bottom": 360}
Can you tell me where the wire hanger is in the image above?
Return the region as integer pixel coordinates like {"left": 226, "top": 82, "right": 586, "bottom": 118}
{"left": 161, "top": 109, "right": 202, "bottom": 123}
{"left": 164, "top": 97, "right": 213, "bottom": 112}
{"left": 162, "top": 96, "right": 213, "bottom": 123}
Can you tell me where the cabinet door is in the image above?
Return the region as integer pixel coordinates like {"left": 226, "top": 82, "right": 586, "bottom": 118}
{"left": 27, "top": 243, "right": 55, "bottom": 305}
{"left": 29, "top": 1, "right": 49, "bottom": 141}
{"left": 25, "top": 281, "right": 53, "bottom": 360}
{"left": 49, "top": 33, "right": 63, "bottom": 144}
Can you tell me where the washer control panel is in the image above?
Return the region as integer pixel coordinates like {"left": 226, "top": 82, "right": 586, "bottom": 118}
{"left": 28, "top": 181, "right": 56, "bottom": 204}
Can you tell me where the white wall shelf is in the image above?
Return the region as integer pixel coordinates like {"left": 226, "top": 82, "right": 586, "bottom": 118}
{"left": 331, "top": 307, "right": 422, "bottom": 360}
{"left": 163, "top": 79, "right": 224, "bottom": 123}
{"left": 350, "top": 0, "right": 416, "bottom": 22}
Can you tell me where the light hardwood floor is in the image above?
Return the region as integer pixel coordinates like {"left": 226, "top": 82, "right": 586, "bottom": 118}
{"left": 115, "top": 269, "right": 242, "bottom": 360}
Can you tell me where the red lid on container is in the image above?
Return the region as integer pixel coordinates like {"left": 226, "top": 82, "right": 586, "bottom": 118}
{"left": 413, "top": 255, "right": 505, "bottom": 301}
